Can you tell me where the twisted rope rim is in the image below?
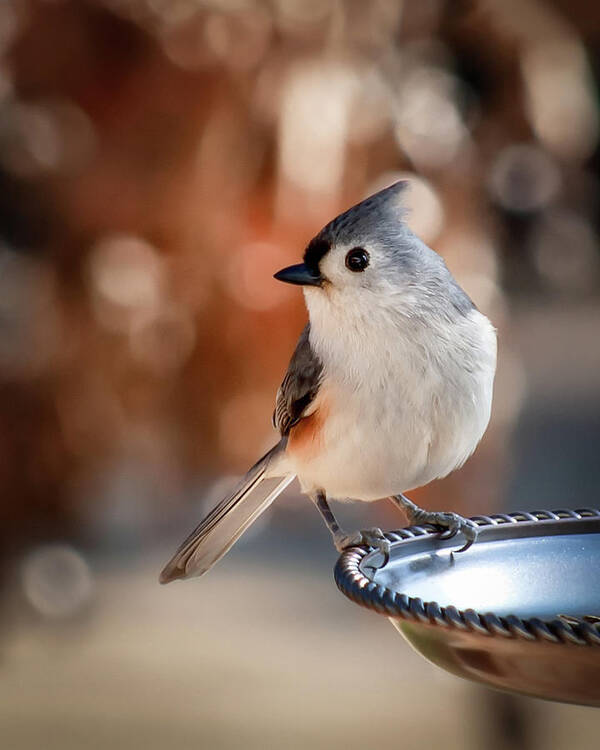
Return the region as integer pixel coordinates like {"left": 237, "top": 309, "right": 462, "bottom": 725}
{"left": 334, "top": 508, "right": 600, "bottom": 647}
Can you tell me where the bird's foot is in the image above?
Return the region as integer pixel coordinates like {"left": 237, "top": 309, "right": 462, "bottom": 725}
{"left": 334, "top": 527, "right": 390, "bottom": 566}
{"left": 409, "top": 509, "right": 478, "bottom": 552}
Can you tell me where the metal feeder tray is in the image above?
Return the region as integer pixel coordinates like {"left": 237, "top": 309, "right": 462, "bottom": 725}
{"left": 334, "top": 509, "right": 600, "bottom": 706}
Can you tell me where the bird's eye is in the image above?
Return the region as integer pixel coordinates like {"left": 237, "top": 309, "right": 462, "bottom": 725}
{"left": 345, "top": 247, "right": 370, "bottom": 273}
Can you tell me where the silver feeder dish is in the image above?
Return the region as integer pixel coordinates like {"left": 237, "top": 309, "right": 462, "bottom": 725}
{"left": 334, "top": 509, "right": 600, "bottom": 706}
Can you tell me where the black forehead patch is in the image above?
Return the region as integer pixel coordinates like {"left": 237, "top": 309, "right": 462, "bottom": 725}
{"left": 303, "top": 237, "right": 331, "bottom": 276}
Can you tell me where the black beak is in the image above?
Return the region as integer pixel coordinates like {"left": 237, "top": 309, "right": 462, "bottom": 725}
{"left": 273, "top": 263, "right": 322, "bottom": 287}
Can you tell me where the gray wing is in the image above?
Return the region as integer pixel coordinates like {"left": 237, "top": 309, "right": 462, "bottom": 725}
{"left": 273, "top": 324, "right": 323, "bottom": 436}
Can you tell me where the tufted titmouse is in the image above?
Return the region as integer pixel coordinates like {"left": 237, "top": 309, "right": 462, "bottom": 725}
{"left": 160, "top": 181, "right": 496, "bottom": 583}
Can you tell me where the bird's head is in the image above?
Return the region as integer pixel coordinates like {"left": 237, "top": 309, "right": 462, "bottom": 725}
{"left": 274, "top": 180, "right": 472, "bottom": 320}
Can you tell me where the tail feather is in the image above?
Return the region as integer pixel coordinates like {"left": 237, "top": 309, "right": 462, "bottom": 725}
{"left": 159, "top": 441, "right": 294, "bottom": 583}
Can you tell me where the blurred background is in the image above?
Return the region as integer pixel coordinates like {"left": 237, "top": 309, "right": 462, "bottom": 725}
{"left": 0, "top": 0, "right": 599, "bottom": 748}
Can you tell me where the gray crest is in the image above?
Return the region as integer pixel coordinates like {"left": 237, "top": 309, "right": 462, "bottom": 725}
{"left": 304, "top": 181, "right": 409, "bottom": 273}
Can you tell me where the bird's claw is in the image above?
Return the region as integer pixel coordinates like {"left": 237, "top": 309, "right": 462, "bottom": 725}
{"left": 335, "top": 527, "right": 390, "bottom": 567}
{"left": 410, "top": 510, "right": 478, "bottom": 552}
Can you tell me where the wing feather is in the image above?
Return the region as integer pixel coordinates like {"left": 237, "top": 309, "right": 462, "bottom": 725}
{"left": 273, "top": 324, "right": 323, "bottom": 436}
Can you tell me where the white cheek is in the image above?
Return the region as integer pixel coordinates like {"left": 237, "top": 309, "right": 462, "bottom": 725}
{"left": 319, "top": 252, "right": 345, "bottom": 285}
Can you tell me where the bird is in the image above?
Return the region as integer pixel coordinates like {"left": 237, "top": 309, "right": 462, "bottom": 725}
{"left": 159, "top": 180, "right": 497, "bottom": 584}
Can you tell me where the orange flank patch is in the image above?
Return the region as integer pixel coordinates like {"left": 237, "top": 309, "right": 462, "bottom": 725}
{"left": 287, "top": 400, "right": 328, "bottom": 462}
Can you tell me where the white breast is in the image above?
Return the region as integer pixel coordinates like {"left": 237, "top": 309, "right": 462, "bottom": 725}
{"left": 287, "top": 288, "right": 497, "bottom": 501}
